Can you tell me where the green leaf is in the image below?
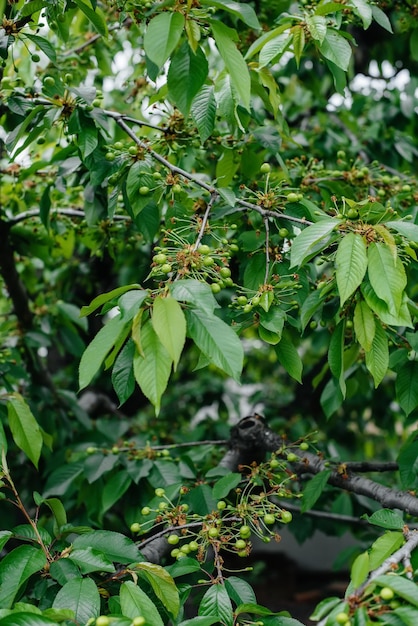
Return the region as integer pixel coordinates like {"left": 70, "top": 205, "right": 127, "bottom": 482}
{"left": 188, "top": 483, "right": 217, "bottom": 516}
{"left": 212, "top": 473, "right": 241, "bottom": 499}
{"left": 0, "top": 531, "right": 12, "bottom": 553}
{"left": 111, "top": 339, "right": 136, "bottom": 406}
{"left": 69, "top": 547, "right": 116, "bottom": 574}
{"left": 133, "top": 320, "right": 172, "bottom": 415}
{"left": 185, "top": 308, "right": 243, "bottom": 381}
{"left": 198, "top": 583, "right": 234, "bottom": 626}
{"left": 136, "top": 562, "right": 180, "bottom": 617}
{"left": 258, "top": 32, "right": 292, "bottom": 68}
{"left": 275, "top": 330, "right": 302, "bottom": 383}
{"left": 20, "top": 0, "right": 48, "bottom": 17}
{"left": 170, "top": 279, "right": 219, "bottom": 312}
{"left": 211, "top": 20, "right": 251, "bottom": 110}
{"left": 80, "top": 285, "right": 143, "bottom": 317}
{"left": 314, "top": 2, "right": 345, "bottom": 15}
{"left": 305, "top": 15, "right": 327, "bottom": 43}
{"left": 0, "top": 614, "right": 57, "bottom": 625}
{"left": 177, "top": 618, "right": 221, "bottom": 626}
{"left": 396, "top": 360, "right": 418, "bottom": 416}
{"left": 73, "top": 530, "right": 141, "bottom": 563}
{"left": 364, "top": 320, "right": 389, "bottom": 387}
{"left": 350, "top": 552, "right": 369, "bottom": 588}
{"left": 367, "top": 242, "right": 406, "bottom": 316}
{"left": 152, "top": 295, "right": 186, "bottom": 370}
{"left": 290, "top": 218, "right": 339, "bottom": 268}
{"left": 292, "top": 25, "right": 305, "bottom": 69}
{"left": 52, "top": 578, "right": 100, "bottom": 623}
{"left": 49, "top": 559, "right": 80, "bottom": 585}
{"left": 372, "top": 575, "right": 418, "bottom": 606}
{"left": 300, "top": 469, "right": 331, "bottom": 513}
{"left": 120, "top": 580, "right": 164, "bottom": 625}
{"left": 0, "top": 546, "right": 46, "bottom": 608}
{"left": 371, "top": 5, "right": 393, "bottom": 33}
{"left": 168, "top": 43, "right": 208, "bottom": 117}
{"left": 42, "top": 462, "right": 84, "bottom": 497}
{"left": 369, "top": 532, "right": 404, "bottom": 570}
{"left": 7, "top": 394, "right": 43, "bottom": 469}
{"left": 328, "top": 321, "right": 346, "bottom": 397}
{"left": 43, "top": 498, "right": 67, "bottom": 534}
{"left": 387, "top": 220, "right": 418, "bottom": 242}
{"left": 319, "top": 29, "right": 352, "bottom": 71}
{"left": 79, "top": 314, "right": 131, "bottom": 390}
{"left": 300, "top": 290, "right": 325, "bottom": 331}
{"left": 101, "top": 471, "right": 132, "bottom": 515}
{"left": 361, "top": 280, "right": 413, "bottom": 328}
{"left": 144, "top": 12, "right": 185, "bottom": 70}
{"left": 201, "top": 0, "right": 260, "bottom": 29}
{"left": 309, "top": 596, "right": 342, "bottom": 621}
{"left": 336, "top": 233, "right": 368, "bottom": 306}
{"left": 353, "top": 299, "right": 375, "bottom": 352}
{"left": 191, "top": 85, "right": 216, "bottom": 142}
{"left": 349, "top": 0, "right": 372, "bottom": 29}
{"left": 397, "top": 434, "right": 418, "bottom": 489}
{"left": 394, "top": 606, "right": 418, "bottom": 626}
{"left": 73, "top": 0, "right": 107, "bottom": 36}
{"left": 224, "top": 577, "right": 256, "bottom": 606}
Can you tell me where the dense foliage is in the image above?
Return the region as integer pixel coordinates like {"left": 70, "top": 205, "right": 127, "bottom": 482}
{"left": 1, "top": 0, "right": 418, "bottom": 624}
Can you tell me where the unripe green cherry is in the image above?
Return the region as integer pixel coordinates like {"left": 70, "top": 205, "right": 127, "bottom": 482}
{"left": 132, "top": 617, "right": 146, "bottom": 626}
{"left": 167, "top": 534, "right": 179, "bottom": 545}
{"left": 239, "top": 525, "right": 251, "bottom": 538}
{"left": 380, "top": 587, "right": 394, "bottom": 601}
{"left": 270, "top": 459, "right": 280, "bottom": 468}
{"left": 128, "top": 146, "right": 138, "bottom": 155}
{"left": 31, "top": 54, "right": 41, "bottom": 62}
{"left": 217, "top": 500, "right": 227, "bottom": 510}
{"left": 172, "top": 183, "right": 182, "bottom": 194}
{"left": 263, "top": 513, "right": 275, "bottom": 525}
{"left": 153, "top": 253, "right": 167, "bottom": 265}
{"left": 281, "top": 510, "right": 293, "bottom": 524}
{"left": 279, "top": 228, "right": 289, "bottom": 238}
{"left": 95, "top": 616, "right": 110, "bottom": 626}
{"left": 219, "top": 267, "right": 231, "bottom": 278}
{"left": 139, "top": 186, "right": 150, "bottom": 195}
{"left": 211, "top": 283, "right": 221, "bottom": 294}
{"left": 43, "top": 76, "right": 55, "bottom": 86}
{"left": 237, "top": 295, "right": 248, "bottom": 305}
{"left": 155, "top": 488, "right": 165, "bottom": 497}
{"left": 251, "top": 295, "right": 260, "bottom": 306}
{"left": 335, "top": 612, "right": 349, "bottom": 625}
{"left": 208, "top": 527, "right": 219, "bottom": 538}
{"left": 203, "top": 256, "right": 215, "bottom": 267}
{"left": 299, "top": 442, "right": 309, "bottom": 451}
{"left": 286, "top": 192, "right": 299, "bottom": 203}
{"left": 260, "top": 162, "right": 271, "bottom": 174}
{"left": 105, "top": 152, "right": 116, "bottom": 161}
{"left": 286, "top": 452, "right": 298, "bottom": 463}
{"left": 198, "top": 244, "right": 211, "bottom": 255}
{"left": 235, "top": 539, "right": 247, "bottom": 550}
{"left": 130, "top": 522, "right": 141, "bottom": 533}
{"left": 141, "top": 506, "right": 151, "bottom": 516}
{"left": 160, "top": 263, "right": 172, "bottom": 274}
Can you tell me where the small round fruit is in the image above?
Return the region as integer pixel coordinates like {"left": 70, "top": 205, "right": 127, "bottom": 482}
{"left": 158, "top": 502, "right": 168, "bottom": 510}
{"left": 130, "top": 522, "right": 141, "bottom": 533}
{"left": 160, "top": 263, "right": 172, "bottom": 274}
{"left": 251, "top": 295, "right": 260, "bottom": 306}
{"left": 237, "top": 550, "right": 247, "bottom": 557}
{"left": 86, "top": 446, "right": 97, "bottom": 454}
{"left": 141, "top": 506, "right": 151, "bottom": 516}
{"left": 128, "top": 146, "right": 138, "bottom": 155}
{"left": 299, "top": 442, "right": 309, "bottom": 451}
{"left": 402, "top": 184, "right": 411, "bottom": 192}
{"left": 380, "top": 587, "right": 394, "bottom": 601}
{"left": 347, "top": 208, "right": 358, "bottom": 219}
{"left": 202, "top": 256, "right": 215, "bottom": 267}
{"left": 132, "top": 617, "right": 146, "bottom": 626}
{"left": 279, "top": 228, "right": 289, "bottom": 238}
{"left": 263, "top": 513, "right": 276, "bottom": 525}
{"left": 208, "top": 527, "right": 219, "bottom": 538}
{"left": 286, "top": 192, "right": 299, "bottom": 203}
{"left": 309, "top": 320, "right": 318, "bottom": 330}
{"left": 170, "top": 548, "right": 180, "bottom": 558}
{"left": 44, "top": 76, "right": 55, "bottom": 86}
{"left": 92, "top": 98, "right": 101, "bottom": 107}
{"left": 281, "top": 510, "right": 293, "bottom": 524}
{"left": 230, "top": 243, "right": 239, "bottom": 252}
{"left": 155, "top": 488, "right": 165, "bottom": 497}
{"left": 286, "top": 452, "right": 298, "bottom": 463}
{"left": 239, "top": 525, "right": 251, "bottom": 539}
{"left": 270, "top": 458, "right": 280, "bottom": 468}
{"left": 217, "top": 500, "right": 227, "bottom": 510}
{"left": 260, "top": 162, "right": 271, "bottom": 174}
{"left": 114, "top": 142, "right": 123, "bottom": 150}
{"left": 31, "top": 54, "right": 41, "bottom": 62}
{"left": 95, "top": 617, "right": 110, "bottom": 626}
{"left": 167, "top": 534, "right": 179, "bottom": 545}
{"left": 172, "top": 183, "right": 182, "bottom": 194}
{"left": 189, "top": 540, "right": 199, "bottom": 551}
{"left": 37, "top": 137, "right": 46, "bottom": 145}
{"left": 139, "top": 186, "right": 150, "bottom": 195}
{"left": 198, "top": 244, "right": 211, "bottom": 255}
{"left": 237, "top": 295, "right": 248, "bottom": 305}
{"left": 335, "top": 612, "right": 349, "bottom": 625}
{"left": 337, "top": 150, "right": 346, "bottom": 160}
{"left": 153, "top": 253, "right": 167, "bottom": 265}
{"left": 211, "top": 283, "right": 221, "bottom": 294}
{"left": 235, "top": 539, "right": 247, "bottom": 550}
{"left": 243, "top": 303, "right": 253, "bottom": 314}
{"left": 153, "top": 171, "right": 162, "bottom": 179}
{"left": 219, "top": 267, "right": 231, "bottom": 278}
{"left": 180, "top": 544, "right": 190, "bottom": 554}
{"left": 105, "top": 151, "right": 116, "bottom": 161}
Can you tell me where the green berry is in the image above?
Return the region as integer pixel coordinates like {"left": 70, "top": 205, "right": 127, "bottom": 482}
{"left": 286, "top": 452, "right": 298, "bottom": 463}
{"left": 114, "top": 142, "right": 123, "bottom": 150}
{"left": 251, "top": 295, "right": 260, "bottom": 306}
{"left": 260, "top": 162, "right": 271, "bottom": 174}
{"left": 402, "top": 184, "right": 411, "bottom": 192}
{"left": 105, "top": 152, "right": 116, "bottom": 161}
{"left": 31, "top": 54, "right": 41, "bottom": 62}
{"left": 347, "top": 208, "right": 358, "bottom": 219}
{"left": 128, "top": 146, "right": 138, "bottom": 155}
{"left": 86, "top": 446, "right": 97, "bottom": 454}
{"left": 217, "top": 500, "right": 227, "bottom": 510}
{"left": 279, "top": 228, "right": 289, "bottom": 238}
{"left": 167, "top": 534, "right": 179, "bottom": 545}
{"left": 132, "top": 617, "right": 146, "bottom": 626}
{"left": 95, "top": 616, "right": 110, "bottom": 626}
{"left": 286, "top": 192, "right": 299, "bottom": 203}
{"left": 335, "top": 613, "right": 349, "bottom": 625}
{"left": 281, "top": 510, "right": 293, "bottom": 524}
{"left": 239, "top": 525, "right": 251, "bottom": 539}
{"left": 208, "top": 527, "right": 219, "bottom": 538}
{"left": 141, "top": 506, "right": 151, "bottom": 516}
{"left": 44, "top": 76, "right": 55, "bottom": 86}
{"left": 170, "top": 548, "right": 180, "bottom": 557}
{"left": 337, "top": 150, "right": 346, "bottom": 160}
{"left": 172, "top": 183, "right": 182, "bottom": 194}
{"left": 92, "top": 99, "right": 101, "bottom": 107}
{"left": 180, "top": 543, "right": 190, "bottom": 554}
{"left": 237, "top": 295, "right": 248, "bottom": 305}
{"left": 189, "top": 540, "right": 199, "bottom": 551}
{"left": 270, "top": 459, "right": 280, "bottom": 468}
{"left": 263, "top": 513, "right": 276, "bottom": 525}
{"left": 380, "top": 587, "right": 394, "bottom": 601}
{"left": 235, "top": 539, "right": 247, "bottom": 550}
{"left": 139, "top": 186, "right": 150, "bottom": 195}
{"left": 243, "top": 303, "right": 253, "bottom": 314}
{"left": 155, "top": 488, "right": 165, "bottom": 497}
{"left": 219, "top": 267, "right": 231, "bottom": 278}
{"left": 198, "top": 244, "right": 211, "bottom": 255}
{"left": 153, "top": 253, "right": 167, "bottom": 265}
{"left": 160, "top": 264, "right": 172, "bottom": 274}
{"left": 211, "top": 283, "right": 221, "bottom": 294}
{"left": 299, "top": 442, "right": 309, "bottom": 451}
{"left": 130, "top": 522, "right": 141, "bottom": 533}
{"left": 203, "top": 256, "right": 215, "bottom": 266}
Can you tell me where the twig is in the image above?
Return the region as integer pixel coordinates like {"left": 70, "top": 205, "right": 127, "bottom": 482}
{"left": 193, "top": 191, "right": 219, "bottom": 251}
{"left": 263, "top": 215, "right": 270, "bottom": 284}
{"left": 342, "top": 461, "right": 399, "bottom": 473}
